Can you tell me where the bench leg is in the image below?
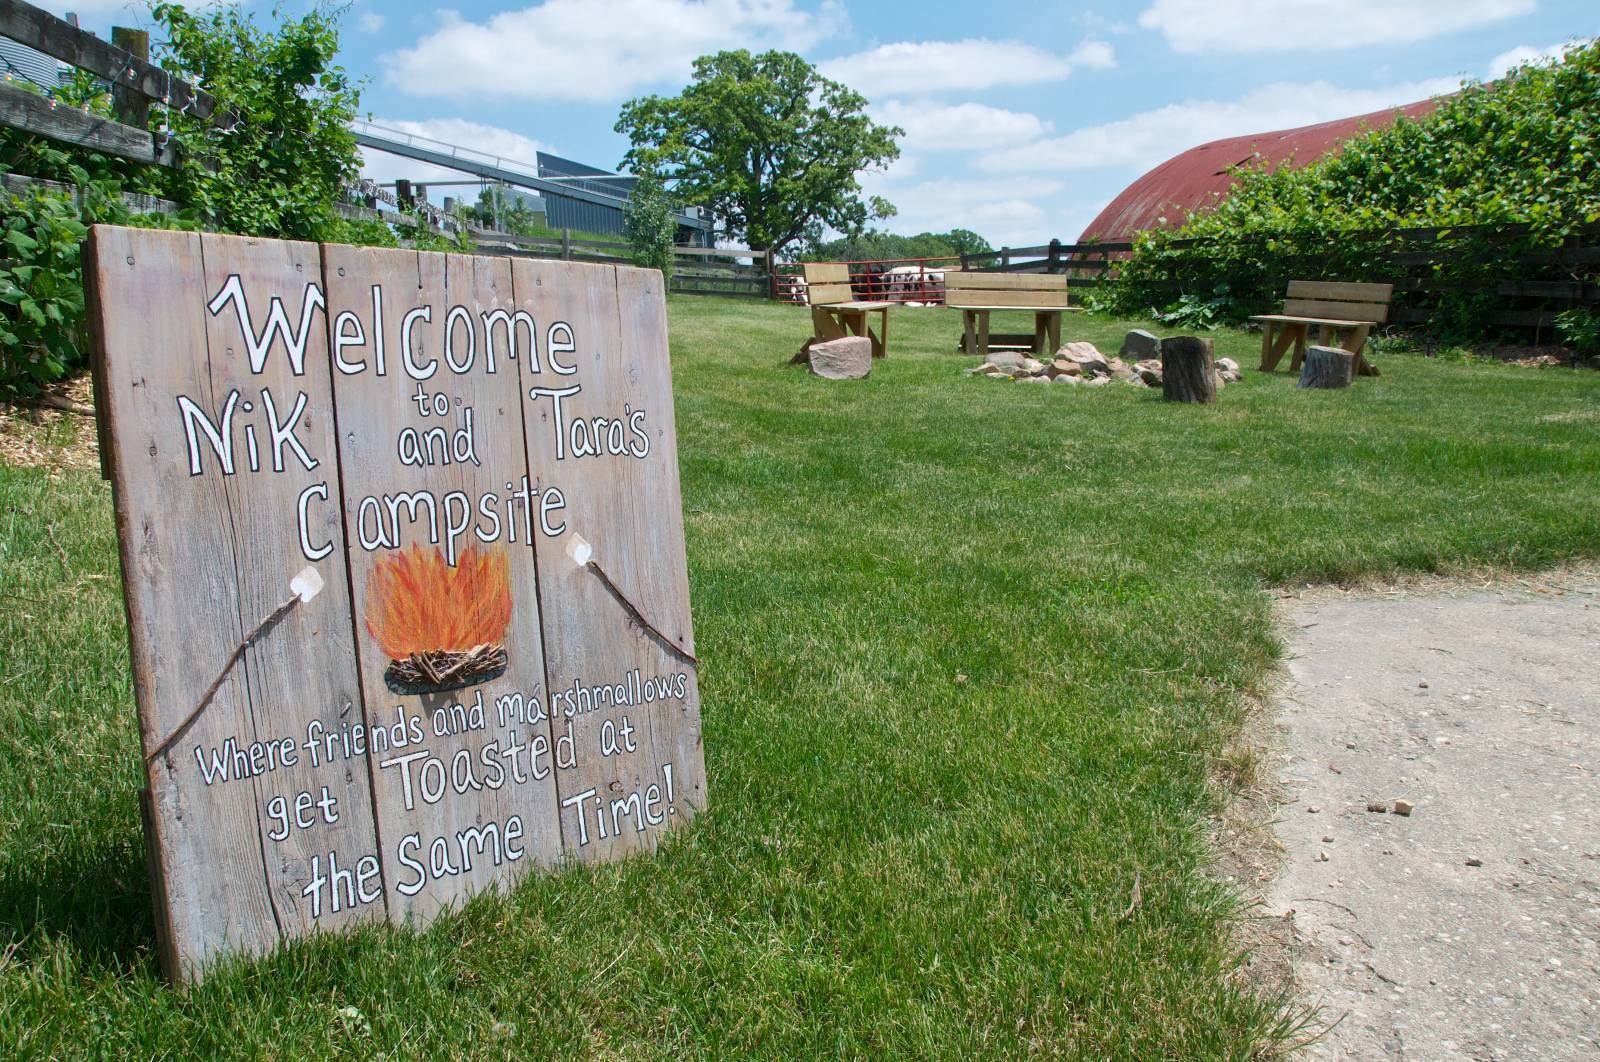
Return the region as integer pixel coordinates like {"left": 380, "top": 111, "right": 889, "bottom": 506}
{"left": 1260, "top": 322, "right": 1300, "bottom": 372}
{"left": 1033, "top": 312, "right": 1050, "bottom": 358}
{"left": 1048, "top": 312, "right": 1061, "bottom": 355}
{"left": 962, "top": 310, "right": 977, "bottom": 356}
{"left": 975, "top": 311, "right": 990, "bottom": 361}
{"left": 875, "top": 307, "right": 888, "bottom": 358}
{"left": 1288, "top": 325, "right": 1310, "bottom": 372}
{"left": 1343, "top": 324, "right": 1377, "bottom": 376}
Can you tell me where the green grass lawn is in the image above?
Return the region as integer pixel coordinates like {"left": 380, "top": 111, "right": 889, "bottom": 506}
{"left": 4, "top": 298, "right": 1600, "bottom": 1059}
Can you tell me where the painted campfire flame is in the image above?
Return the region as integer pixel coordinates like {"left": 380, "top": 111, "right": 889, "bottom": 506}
{"left": 365, "top": 544, "right": 512, "bottom": 661}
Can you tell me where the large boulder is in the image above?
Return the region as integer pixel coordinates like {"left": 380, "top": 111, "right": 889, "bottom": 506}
{"left": 809, "top": 336, "right": 872, "bottom": 380}
{"left": 1058, "top": 341, "right": 1109, "bottom": 374}
{"left": 985, "top": 351, "right": 1030, "bottom": 374}
{"left": 1119, "top": 329, "right": 1161, "bottom": 360}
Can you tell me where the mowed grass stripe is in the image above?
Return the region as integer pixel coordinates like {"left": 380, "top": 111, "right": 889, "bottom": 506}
{"left": 3, "top": 297, "right": 1598, "bottom": 1057}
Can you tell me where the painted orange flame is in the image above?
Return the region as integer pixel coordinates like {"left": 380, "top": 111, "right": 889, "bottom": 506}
{"left": 364, "top": 544, "right": 512, "bottom": 660}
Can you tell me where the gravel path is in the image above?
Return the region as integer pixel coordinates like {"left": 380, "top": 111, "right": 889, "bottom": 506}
{"left": 1270, "top": 577, "right": 1599, "bottom": 1060}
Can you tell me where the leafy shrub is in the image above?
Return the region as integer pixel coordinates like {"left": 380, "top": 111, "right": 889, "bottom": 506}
{"left": 1, "top": 192, "right": 91, "bottom": 390}
{"left": 1556, "top": 308, "right": 1600, "bottom": 354}
{"left": 623, "top": 173, "right": 677, "bottom": 281}
{"left": 1101, "top": 38, "right": 1600, "bottom": 339}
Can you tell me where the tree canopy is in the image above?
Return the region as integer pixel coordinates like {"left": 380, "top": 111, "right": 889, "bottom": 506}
{"left": 615, "top": 50, "right": 901, "bottom": 253}
{"left": 803, "top": 228, "right": 992, "bottom": 262}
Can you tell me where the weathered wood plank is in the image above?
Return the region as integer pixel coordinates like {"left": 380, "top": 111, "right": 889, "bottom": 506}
{"left": 320, "top": 244, "right": 565, "bottom": 922}
{"left": 511, "top": 259, "right": 706, "bottom": 861}
{"left": 85, "top": 227, "right": 384, "bottom": 979}
{"left": 0, "top": 0, "right": 229, "bottom": 122}
{"left": 1286, "top": 280, "right": 1394, "bottom": 301}
{"left": 0, "top": 80, "right": 155, "bottom": 163}
{"left": 944, "top": 272, "right": 1069, "bottom": 291}
{"left": 807, "top": 282, "right": 856, "bottom": 305}
{"left": 1282, "top": 297, "right": 1389, "bottom": 323}
{"left": 802, "top": 263, "right": 850, "bottom": 284}
{"left": 946, "top": 289, "right": 1071, "bottom": 309}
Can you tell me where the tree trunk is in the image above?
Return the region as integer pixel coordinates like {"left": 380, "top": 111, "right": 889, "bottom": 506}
{"left": 1298, "top": 345, "right": 1355, "bottom": 389}
{"left": 1160, "top": 336, "right": 1216, "bottom": 404}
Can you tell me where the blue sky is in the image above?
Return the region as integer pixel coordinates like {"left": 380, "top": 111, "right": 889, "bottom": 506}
{"left": 63, "top": 1, "right": 1598, "bottom": 245}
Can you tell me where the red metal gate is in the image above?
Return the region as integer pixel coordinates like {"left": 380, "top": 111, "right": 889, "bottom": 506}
{"left": 771, "top": 256, "right": 960, "bottom": 305}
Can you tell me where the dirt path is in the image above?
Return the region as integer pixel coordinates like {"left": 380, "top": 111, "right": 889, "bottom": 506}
{"left": 1269, "top": 575, "right": 1599, "bottom": 1060}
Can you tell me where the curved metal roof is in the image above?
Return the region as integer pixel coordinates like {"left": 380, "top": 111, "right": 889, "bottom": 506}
{"left": 1077, "top": 98, "right": 1440, "bottom": 243}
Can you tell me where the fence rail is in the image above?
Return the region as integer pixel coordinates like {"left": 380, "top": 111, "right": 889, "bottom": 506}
{"left": 0, "top": 0, "right": 234, "bottom": 167}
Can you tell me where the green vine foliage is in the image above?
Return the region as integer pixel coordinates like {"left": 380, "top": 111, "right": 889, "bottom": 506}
{"left": 150, "top": 2, "right": 361, "bottom": 241}
{"left": 0, "top": 3, "right": 384, "bottom": 391}
{"left": 1104, "top": 38, "right": 1600, "bottom": 338}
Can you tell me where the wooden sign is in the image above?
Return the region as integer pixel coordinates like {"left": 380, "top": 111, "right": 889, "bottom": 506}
{"left": 84, "top": 227, "right": 705, "bottom": 980}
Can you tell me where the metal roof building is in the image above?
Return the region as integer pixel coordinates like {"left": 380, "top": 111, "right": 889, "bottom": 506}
{"left": 350, "top": 121, "right": 716, "bottom": 246}
{"left": 1077, "top": 98, "right": 1441, "bottom": 243}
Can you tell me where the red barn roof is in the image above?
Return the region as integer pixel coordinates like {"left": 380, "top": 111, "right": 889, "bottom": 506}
{"left": 1077, "top": 98, "right": 1440, "bottom": 243}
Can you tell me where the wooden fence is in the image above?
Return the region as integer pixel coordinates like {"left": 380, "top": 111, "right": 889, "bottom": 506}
{"left": 0, "top": 0, "right": 233, "bottom": 166}
{"left": 959, "top": 225, "right": 1600, "bottom": 335}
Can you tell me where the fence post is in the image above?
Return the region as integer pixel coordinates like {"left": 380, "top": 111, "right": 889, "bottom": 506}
{"left": 1001, "top": 247, "right": 1011, "bottom": 269}
{"left": 395, "top": 179, "right": 413, "bottom": 209}
{"left": 1047, "top": 238, "right": 1062, "bottom": 273}
{"left": 562, "top": 228, "right": 572, "bottom": 260}
{"left": 109, "top": 27, "right": 150, "bottom": 129}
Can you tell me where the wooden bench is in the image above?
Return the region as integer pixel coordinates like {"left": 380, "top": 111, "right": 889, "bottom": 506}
{"left": 1251, "top": 280, "right": 1393, "bottom": 376}
{"left": 945, "top": 271, "right": 1079, "bottom": 359}
{"left": 803, "top": 262, "right": 892, "bottom": 358}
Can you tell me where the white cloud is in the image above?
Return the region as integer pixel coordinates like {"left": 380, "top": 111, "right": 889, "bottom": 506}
{"left": 1139, "top": 0, "right": 1534, "bottom": 53}
{"left": 980, "top": 76, "right": 1459, "bottom": 175}
{"left": 383, "top": 0, "right": 844, "bottom": 102}
{"left": 819, "top": 38, "right": 1113, "bottom": 97}
{"left": 872, "top": 100, "right": 1051, "bottom": 152}
{"left": 1487, "top": 40, "right": 1589, "bottom": 80}
{"left": 356, "top": 11, "right": 386, "bottom": 34}
{"left": 1068, "top": 40, "right": 1117, "bottom": 70}
{"left": 358, "top": 118, "right": 554, "bottom": 196}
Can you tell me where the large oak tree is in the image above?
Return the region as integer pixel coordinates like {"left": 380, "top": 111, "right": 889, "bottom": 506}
{"left": 616, "top": 50, "right": 902, "bottom": 254}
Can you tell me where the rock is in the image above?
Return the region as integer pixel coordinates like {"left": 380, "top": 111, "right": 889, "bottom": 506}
{"left": 808, "top": 336, "right": 871, "bottom": 380}
{"left": 1051, "top": 358, "right": 1082, "bottom": 377}
{"left": 965, "top": 363, "right": 999, "bottom": 375}
{"left": 1082, "top": 375, "right": 1109, "bottom": 387}
{"left": 1366, "top": 801, "right": 1388, "bottom": 813}
{"left": 1322, "top": 835, "right": 1335, "bottom": 843}
{"left": 986, "top": 351, "right": 1029, "bottom": 373}
{"left": 1119, "top": 329, "right": 1161, "bottom": 359}
{"left": 1058, "top": 341, "right": 1109, "bottom": 373}
{"left": 1216, "top": 356, "right": 1240, "bottom": 374}
{"left": 1465, "top": 857, "right": 1483, "bottom": 867}
{"left": 1137, "top": 367, "right": 1162, "bottom": 386}
{"left": 1016, "top": 374, "right": 1051, "bottom": 385}
{"left": 1307, "top": 806, "right": 1320, "bottom": 814}
{"left": 1052, "top": 373, "right": 1081, "bottom": 385}
{"left": 1393, "top": 799, "right": 1414, "bottom": 816}
{"left": 1019, "top": 357, "right": 1046, "bottom": 375}
{"left": 1319, "top": 852, "right": 1330, "bottom": 862}
{"left": 1419, "top": 681, "right": 1428, "bottom": 688}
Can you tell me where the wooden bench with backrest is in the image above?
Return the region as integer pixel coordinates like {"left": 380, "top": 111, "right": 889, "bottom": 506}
{"left": 1251, "top": 280, "right": 1394, "bottom": 376}
{"left": 944, "top": 271, "right": 1079, "bottom": 359}
{"left": 802, "top": 262, "right": 893, "bottom": 358}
